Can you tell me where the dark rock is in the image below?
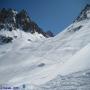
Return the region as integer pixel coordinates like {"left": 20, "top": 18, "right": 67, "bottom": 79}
{"left": 46, "top": 30, "right": 54, "bottom": 37}
{"left": 38, "top": 63, "right": 45, "bottom": 67}
{"left": 0, "top": 8, "right": 54, "bottom": 37}
{"left": 27, "top": 39, "right": 31, "bottom": 41}
{"left": 75, "top": 4, "right": 90, "bottom": 22}
{"left": 14, "top": 36, "right": 17, "bottom": 38}
{"left": 0, "top": 35, "right": 13, "bottom": 44}
{"left": 69, "top": 26, "right": 82, "bottom": 32}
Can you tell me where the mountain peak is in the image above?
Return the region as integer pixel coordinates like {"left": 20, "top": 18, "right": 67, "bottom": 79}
{"left": 0, "top": 8, "right": 52, "bottom": 40}
{"left": 75, "top": 4, "right": 90, "bottom": 22}
{"left": 46, "top": 31, "right": 54, "bottom": 37}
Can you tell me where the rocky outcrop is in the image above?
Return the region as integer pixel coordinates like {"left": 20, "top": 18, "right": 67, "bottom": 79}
{"left": 75, "top": 4, "right": 90, "bottom": 22}
{"left": 0, "top": 8, "right": 53, "bottom": 37}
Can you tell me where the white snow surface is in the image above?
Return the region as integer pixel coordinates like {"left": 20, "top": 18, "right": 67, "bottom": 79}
{"left": 0, "top": 19, "right": 90, "bottom": 87}
{"left": 59, "top": 43, "right": 90, "bottom": 75}
{"left": 0, "top": 29, "right": 45, "bottom": 41}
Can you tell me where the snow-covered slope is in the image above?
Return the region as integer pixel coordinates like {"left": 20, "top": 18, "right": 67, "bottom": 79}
{"left": 0, "top": 8, "right": 52, "bottom": 43}
{"left": 59, "top": 43, "right": 90, "bottom": 75}
{"left": 0, "top": 28, "right": 45, "bottom": 42}
{"left": 0, "top": 5, "right": 90, "bottom": 89}
{"left": 38, "top": 69, "right": 90, "bottom": 90}
{"left": 31, "top": 43, "right": 90, "bottom": 89}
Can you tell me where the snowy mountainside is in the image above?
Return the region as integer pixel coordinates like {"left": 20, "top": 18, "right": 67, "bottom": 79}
{"left": 0, "top": 5, "right": 90, "bottom": 88}
{"left": 0, "top": 8, "right": 53, "bottom": 44}
{"left": 31, "top": 42, "right": 90, "bottom": 89}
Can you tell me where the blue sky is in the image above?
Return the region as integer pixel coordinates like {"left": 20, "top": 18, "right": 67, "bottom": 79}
{"left": 0, "top": 0, "right": 90, "bottom": 34}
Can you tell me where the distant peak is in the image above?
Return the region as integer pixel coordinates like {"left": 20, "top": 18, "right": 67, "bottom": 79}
{"left": 75, "top": 4, "right": 90, "bottom": 22}
{"left": 46, "top": 31, "right": 54, "bottom": 37}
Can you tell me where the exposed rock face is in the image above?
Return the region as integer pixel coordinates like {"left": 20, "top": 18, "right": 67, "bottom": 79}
{"left": 0, "top": 8, "right": 17, "bottom": 31}
{"left": 0, "top": 8, "right": 53, "bottom": 37}
{"left": 0, "top": 35, "right": 13, "bottom": 44}
{"left": 75, "top": 4, "right": 90, "bottom": 22}
{"left": 46, "top": 31, "right": 54, "bottom": 37}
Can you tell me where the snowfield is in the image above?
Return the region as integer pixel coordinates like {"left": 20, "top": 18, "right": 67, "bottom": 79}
{"left": 0, "top": 9, "right": 90, "bottom": 90}
{"left": 59, "top": 43, "right": 90, "bottom": 75}
{"left": 30, "top": 42, "right": 90, "bottom": 90}
{"left": 36, "top": 69, "right": 90, "bottom": 90}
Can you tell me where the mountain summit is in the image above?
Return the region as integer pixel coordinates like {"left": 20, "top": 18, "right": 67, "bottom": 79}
{"left": 75, "top": 4, "right": 90, "bottom": 22}
{"left": 0, "top": 8, "right": 53, "bottom": 44}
